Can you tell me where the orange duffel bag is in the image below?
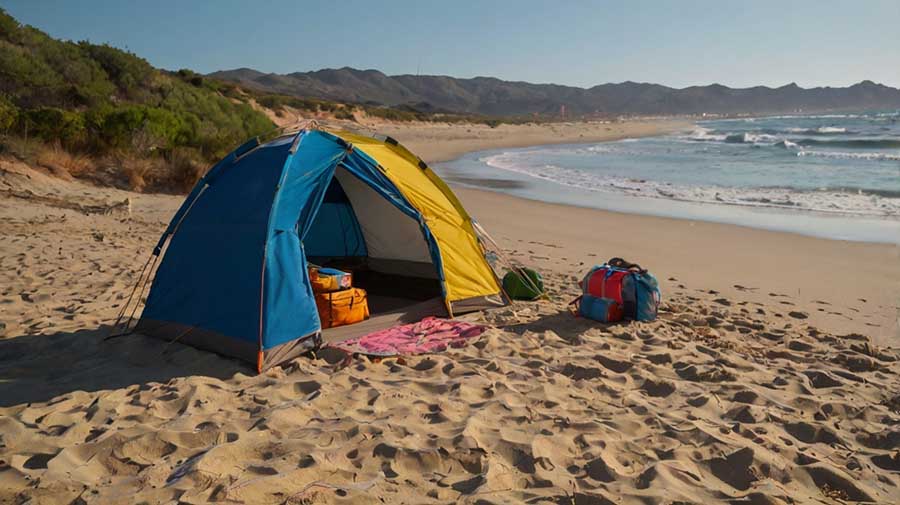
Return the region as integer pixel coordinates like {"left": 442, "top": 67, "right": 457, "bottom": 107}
{"left": 315, "top": 287, "right": 369, "bottom": 329}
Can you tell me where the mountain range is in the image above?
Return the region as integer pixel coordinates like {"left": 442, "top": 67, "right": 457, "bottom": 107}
{"left": 209, "top": 67, "right": 900, "bottom": 118}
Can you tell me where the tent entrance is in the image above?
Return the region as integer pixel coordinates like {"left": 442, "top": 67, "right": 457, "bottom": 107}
{"left": 303, "top": 167, "right": 446, "bottom": 341}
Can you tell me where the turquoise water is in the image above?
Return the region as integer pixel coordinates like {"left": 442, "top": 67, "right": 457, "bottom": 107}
{"left": 436, "top": 112, "right": 900, "bottom": 243}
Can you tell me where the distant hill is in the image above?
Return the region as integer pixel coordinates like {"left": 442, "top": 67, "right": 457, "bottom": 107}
{"left": 210, "top": 67, "right": 900, "bottom": 117}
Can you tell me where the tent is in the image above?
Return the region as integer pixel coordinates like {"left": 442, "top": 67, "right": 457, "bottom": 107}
{"left": 135, "top": 128, "right": 507, "bottom": 371}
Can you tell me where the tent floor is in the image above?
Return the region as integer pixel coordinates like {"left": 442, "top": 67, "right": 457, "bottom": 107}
{"left": 308, "top": 260, "right": 447, "bottom": 345}
{"left": 320, "top": 296, "right": 446, "bottom": 345}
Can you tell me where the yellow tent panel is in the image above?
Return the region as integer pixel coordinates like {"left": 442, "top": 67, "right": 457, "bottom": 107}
{"left": 333, "top": 131, "right": 503, "bottom": 311}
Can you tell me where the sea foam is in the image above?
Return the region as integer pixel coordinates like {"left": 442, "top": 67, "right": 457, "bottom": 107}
{"left": 482, "top": 151, "right": 900, "bottom": 217}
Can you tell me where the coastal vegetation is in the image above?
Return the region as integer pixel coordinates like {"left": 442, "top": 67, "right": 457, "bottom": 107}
{"left": 0, "top": 8, "right": 274, "bottom": 191}
{"left": 0, "top": 9, "right": 522, "bottom": 193}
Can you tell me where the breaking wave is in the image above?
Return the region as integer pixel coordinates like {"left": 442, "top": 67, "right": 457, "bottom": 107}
{"left": 472, "top": 110, "right": 900, "bottom": 222}
{"left": 684, "top": 126, "right": 900, "bottom": 160}
{"left": 686, "top": 127, "right": 727, "bottom": 142}
{"left": 795, "top": 138, "right": 900, "bottom": 149}
{"left": 796, "top": 150, "right": 900, "bottom": 161}
{"left": 724, "top": 132, "right": 779, "bottom": 144}
{"left": 786, "top": 126, "right": 850, "bottom": 135}
{"left": 775, "top": 140, "right": 799, "bottom": 149}
{"left": 482, "top": 152, "right": 900, "bottom": 218}
{"left": 688, "top": 131, "right": 900, "bottom": 150}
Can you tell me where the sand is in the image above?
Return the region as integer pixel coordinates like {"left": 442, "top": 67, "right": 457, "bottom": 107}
{"left": 1, "top": 121, "right": 899, "bottom": 504}
{"left": 262, "top": 105, "right": 689, "bottom": 165}
{"left": 374, "top": 119, "right": 686, "bottom": 163}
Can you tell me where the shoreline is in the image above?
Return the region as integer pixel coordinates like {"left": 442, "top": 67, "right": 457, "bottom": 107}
{"left": 373, "top": 119, "right": 898, "bottom": 344}
{"left": 452, "top": 176, "right": 898, "bottom": 244}
{"left": 440, "top": 171, "right": 900, "bottom": 245}
{"left": 424, "top": 125, "right": 898, "bottom": 246}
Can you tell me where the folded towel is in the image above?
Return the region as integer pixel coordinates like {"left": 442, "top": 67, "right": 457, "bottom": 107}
{"left": 327, "top": 316, "right": 486, "bottom": 356}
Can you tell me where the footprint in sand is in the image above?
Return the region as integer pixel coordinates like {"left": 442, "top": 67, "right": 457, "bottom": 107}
{"left": 640, "top": 378, "right": 676, "bottom": 397}
{"left": 706, "top": 447, "right": 756, "bottom": 491}
{"left": 806, "top": 466, "right": 874, "bottom": 502}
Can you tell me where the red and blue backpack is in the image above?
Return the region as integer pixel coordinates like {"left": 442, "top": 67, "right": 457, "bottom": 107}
{"left": 570, "top": 258, "right": 660, "bottom": 323}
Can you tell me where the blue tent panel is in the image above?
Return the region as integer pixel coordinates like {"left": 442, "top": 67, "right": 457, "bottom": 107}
{"left": 142, "top": 136, "right": 296, "bottom": 345}
{"left": 262, "top": 131, "right": 348, "bottom": 354}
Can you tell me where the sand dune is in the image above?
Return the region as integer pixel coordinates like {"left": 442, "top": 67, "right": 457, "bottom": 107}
{"left": 1, "top": 126, "right": 899, "bottom": 504}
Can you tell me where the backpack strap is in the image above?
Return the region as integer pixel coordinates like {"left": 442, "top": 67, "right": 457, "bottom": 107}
{"left": 608, "top": 257, "right": 646, "bottom": 273}
{"left": 568, "top": 295, "right": 582, "bottom": 317}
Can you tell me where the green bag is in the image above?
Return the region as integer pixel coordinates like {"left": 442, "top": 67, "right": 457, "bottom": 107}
{"left": 502, "top": 268, "right": 544, "bottom": 300}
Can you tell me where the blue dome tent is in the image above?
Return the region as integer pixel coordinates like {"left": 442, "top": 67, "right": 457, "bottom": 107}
{"left": 134, "top": 128, "right": 507, "bottom": 371}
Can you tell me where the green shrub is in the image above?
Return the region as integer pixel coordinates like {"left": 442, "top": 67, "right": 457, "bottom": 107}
{"left": 0, "top": 95, "right": 16, "bottom": 131}
{"left": 164, "top": 146, "right": 205, "bottom": 192}
{"left": 0, "top": 9, "right": 18, "bottom": 39}
{"left": 257, "top": 95, "right": 284, "bottom": 111}
{"left": 79, "top": 42, "right": 153, "bottom": 96}
{"left": 289, "top": 98, "right": 320, "bottom": 112}
{"left": 334, "top": 107, "right": 355, "bottom": 121}
{"left": 18, "top": 107, "right": 85, "bottom": 146}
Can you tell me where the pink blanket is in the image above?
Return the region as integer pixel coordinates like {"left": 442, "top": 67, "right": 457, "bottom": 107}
{"left": 328, "top": 317, "right": 486, "bottom": 356}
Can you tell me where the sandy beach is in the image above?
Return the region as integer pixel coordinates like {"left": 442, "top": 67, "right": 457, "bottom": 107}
{"left": 377, "top": 119, "right": 685, "bottom": 163}
{"left": 1, "top": 120, "right": 899, "bottom": 504}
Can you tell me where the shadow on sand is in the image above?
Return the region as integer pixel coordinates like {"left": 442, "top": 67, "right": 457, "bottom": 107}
{"left": 0, "top": 325, "right": 246, "bottom": 408}
{"left": 498, "top": 309, "right": 622, "bottom": 343}
{"left": 0, "top": 312, "right": 626, "bottom": 408}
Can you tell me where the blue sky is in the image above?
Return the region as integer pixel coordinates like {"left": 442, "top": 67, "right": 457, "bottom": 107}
{"left": 3, "top": 0, "right": 898, "bottom": 88}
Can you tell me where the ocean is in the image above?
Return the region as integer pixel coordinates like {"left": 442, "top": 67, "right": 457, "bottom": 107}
{"left": 436, "top": 112, "right": 900, "bottom": 243}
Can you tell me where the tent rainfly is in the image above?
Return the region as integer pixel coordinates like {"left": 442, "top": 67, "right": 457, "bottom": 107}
{"left": 135, "top": 128, "right": 507, "bottom": 371}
